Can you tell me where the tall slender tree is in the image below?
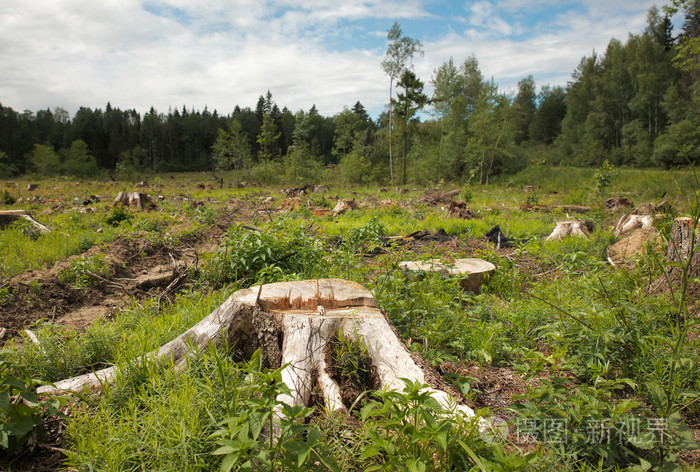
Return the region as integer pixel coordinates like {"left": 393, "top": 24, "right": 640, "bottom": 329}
{"left": 381, "top": 22, "right": 423, "bottom": 185}
{"left": 393, "top": 70, "right": 428, "bottom": 184}
{"left": 513, "top": 76, "right": 536, "bottom": 144}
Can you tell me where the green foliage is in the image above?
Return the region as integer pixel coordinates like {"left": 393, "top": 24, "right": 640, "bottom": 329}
{"left": 257, "top": 114, "right": 281, "bottom": 162}
{"left": 337, "top": 152, "right": 372, "bottom": 185}
{"left": 0, "top": 210, "right": 118, "bottom": 278}
{"left": 2, "top": 169, "right": 700, "bottom": 471}
{"left": 329, "top": 331, "right": 374, "bottom": 402}
{"left": 342, "top": 215, "right": 386, "bottom": 249}
{"left": 211, "top": 350, "right": 338, "bottom": 471}
{"left": 359, "top": 379, "right": 528, "bottom": 471}
{"left": 212, "top": 120, "right": 252, "bottom": 173}
{"left": 0, "top": 151, "right": 19, "bottom": 177}
{"left": 249, "top": 160, "right": 285, "bottom": 185}
{"left": 57, "top": 253, "right": 111, "bottom": 288}
{"left": 1, "top": 189, "right": 16, "bottom": 205}
{"left": 513, "top": 352, "right": 647, "bottom": 468}
{"left": 460, "top": 187, "right": 473, "bottom": 204}
{"left": 116, "top": 146, "right": 148, "bottom": 179}
{"left": 61, "top": 140, "right": 99, "bottom": 177}
{"left": 653, "top": 119, "right": 700, "bottom": 167}
{"left": 0, "top": 350, "right": 67, "bottom": 454}
{"left": 593, "top": 159, "right": 617, "bottom": 193}
{"left": 104, "top": 205, "right": 133, "bottom": 227}
{"left": 200, "top": 220, "right": 328, "bottom": 288}
{"left": 16, "top": 324, "right": 117, "bottom": 382}
{"left": 29, "top": 144, "right": 61, "bottom": 176}
{"left": 283, "top": 145, "right": 322, "bottom": 184}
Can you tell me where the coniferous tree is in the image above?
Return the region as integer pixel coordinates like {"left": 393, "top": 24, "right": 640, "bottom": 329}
{"left": 393, "top": 70, "right": 428, "bottom": 184}
{"left": 513, "top": 76, "right": 536, "bottom": 144}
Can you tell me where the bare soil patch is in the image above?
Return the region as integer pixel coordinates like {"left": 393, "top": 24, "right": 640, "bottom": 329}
{"left": 0, "top": 228, "right": 217, "bottom": 344}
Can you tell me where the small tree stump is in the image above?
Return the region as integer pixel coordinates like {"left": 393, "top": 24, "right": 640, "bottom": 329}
{"left": 399, "top": 258, "right": 495, "bottom": 293}
{"left": 446, "top": 201, "right": 473, "bottom": 219}
{"left": 652, "top": 217, "right": 700, "bottom": 295}
{"left": 38, "top": 279, "right": 483, "bottom": 429}
{"left": 0, "top": 210, "right": 51, "bottom": 233}
{"left": 332, "top": 198, "right": 357, "bottom": 216}
{"left": 607, "top": 227, "right": 659, "bottom": 266}
{"left": 112, "top": 192, "right": 152, "bottom": 210}
{"left": 546, "top": 220, "right": 594, "bottom": 241}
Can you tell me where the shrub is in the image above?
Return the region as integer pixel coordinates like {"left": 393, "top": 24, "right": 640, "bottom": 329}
{"left": 337, "top": 152, "right": 371, "bottom": 185}
{"left": 0, "top": 190, "right": 15, "bottom": 205}
{"left": 1, "top": 350, "right": 67, "bottom": 454}
{"left": 104, "top": 206, "right": 133, "bottom": 227}
{"left": 57, "top": 253, "right": 112, "bottom": 288}
{"left": 200, "top": 220, "right": 328, "bottom": 288}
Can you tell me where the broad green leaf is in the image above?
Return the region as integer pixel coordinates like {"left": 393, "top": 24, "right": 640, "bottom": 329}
{"left": 220, "top": 452, "right": 239, "bottom": 472}
{"left": 407, "top": 458, "right": 427, "bottom": 472}
{"left": 247, "top": 409, "right": 267, "bottom": 440}
{"left": 212, "top": 445, "right": 235, "bottom": 456}
{"left": 0, "top": 390, "right": 9, "bottom": 412}
{"left": 296, "top": 444, "right": 310, "bottom": 467}
{"left": 646, "top": 381, "right": 668, "bottom": 410}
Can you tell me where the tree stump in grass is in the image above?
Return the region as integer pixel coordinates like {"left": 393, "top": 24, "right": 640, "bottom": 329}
{"left": 398, "top": 258, "right": 495, "bottom": 293}
{"left": 652, "top": 217, "right": 700, "bottom": 296}
{"left": 0, "top": 210, "right": 51, "bottom": 233}
{"left": 38, "top": 279, "right": 482, "bottom": 428}
{"left": 112, "top": 191, "right": 152, "bottom": 210}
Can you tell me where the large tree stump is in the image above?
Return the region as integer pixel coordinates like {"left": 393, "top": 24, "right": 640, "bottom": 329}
{"left": 399, "top": 258, "right": 495, "bottom": 293}
{"left": 38, "top": 279, "right": 482, "bottom": 428}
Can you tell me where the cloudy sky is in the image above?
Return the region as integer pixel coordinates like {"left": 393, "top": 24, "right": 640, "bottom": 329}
{"left": 1, "top": 0, "right": 666, "bottom": 119}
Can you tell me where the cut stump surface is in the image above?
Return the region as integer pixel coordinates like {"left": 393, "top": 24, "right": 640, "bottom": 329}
{"left": 399, "top": 258, "right": 495, "bottom": 293}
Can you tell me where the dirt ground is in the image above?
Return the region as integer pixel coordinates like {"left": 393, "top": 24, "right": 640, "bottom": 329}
{"left": 1, "top": 230, "right": 215, "bottom": 344}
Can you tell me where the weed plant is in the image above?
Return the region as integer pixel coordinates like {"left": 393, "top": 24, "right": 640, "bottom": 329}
{"left": 199, "top": 218, "right": 330, "bottom": 288}
{"left": 0, "top": 350, "right": 67, "bottom": 455}
{"left": 57, "top": 253, "right": 112, "bottom": 288}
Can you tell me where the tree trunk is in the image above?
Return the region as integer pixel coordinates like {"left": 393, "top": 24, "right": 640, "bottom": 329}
{"left": 39, "top": 279, "right": 483, "bottom": 428}
{"left": 389, "top": 80, "right": 395, "bottom": 187}
{"left": 651, "top": 217, "right": 700, "bottom": 298}
{"left": 403, "top": 123, "right": 408, "bottom": 185}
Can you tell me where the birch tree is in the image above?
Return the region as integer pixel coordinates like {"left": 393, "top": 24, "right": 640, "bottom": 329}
{"left": 381, "top": 22, "right": 423, "bottom": 186}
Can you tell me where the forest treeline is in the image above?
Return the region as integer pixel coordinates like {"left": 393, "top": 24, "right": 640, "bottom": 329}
{"left": 0, "top": 4, "right": 698, "bottom": 185}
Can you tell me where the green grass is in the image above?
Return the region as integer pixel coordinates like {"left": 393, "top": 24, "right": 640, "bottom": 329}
{"left": 2, "top": 166, "right": 699, "bottom": 470}
{"left": 0, "top": 211, "right": 121, "bottom": 278}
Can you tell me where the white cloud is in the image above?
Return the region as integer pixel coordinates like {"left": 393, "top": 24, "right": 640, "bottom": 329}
{"left": 0, "top": 0, "right": 663, "bottom": 119}
{"left": 468, "top": 1, "right": 515, "bottom": 37}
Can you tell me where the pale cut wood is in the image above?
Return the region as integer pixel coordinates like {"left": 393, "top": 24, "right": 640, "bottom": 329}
{"left": 112, "top": 191, "right": 151, "bottom": 209}
{"left": 399, "top": 258, "right": 495, "bottom": 293}
{"left": 38, "top": 279, "right": 484, "bottom": 430}
{"left": 614, "top": 214, "right": 654, "bottom": 236}
{"left": 546, "top": 220, "right": 594, "bottom": 241}
{"left": 332, "top": 198, "right": 357, "bottom": 216}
